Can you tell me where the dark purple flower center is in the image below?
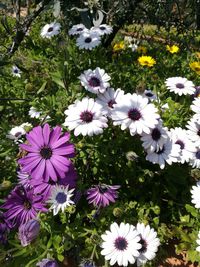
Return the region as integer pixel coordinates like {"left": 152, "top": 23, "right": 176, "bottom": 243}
{"left": 89, "top": 77, "right": 101, "bottom": 87}
{"left": 151, "top": 128, "right": 161, "bottom": 141}
{"left": 15, "top": 132, "right": 22, "bottom": 137}
{"left": 99, "top": 185, "right": 108, "bottom": 194}
{"left": 145, "top": 92, "right": 154, "bottom": 97}
{"left": 114, "top": 237, "right": 128, "bottom": 251}
{"left": 138, "top": 237, "right": 148, "bottom": 253}
{"left": 128, "top": 108, "right": 142, "bottom": 121}
{"left": 80, "top": 111, "right": 93, "bottom": 123}
{"left": 176, "top": 83, "right": 185, "bottom": 89}
{"left": 40, "top": 146, "right": 52, "bottom": 159}
{"left": 47, "top": 27, "right": 54, "bottom": 32}
{"left": 157, "top": 146, "right": 165, "bottom": 154}
{"left": 108, "top": 99, "right": 116, "bottom": 108}
{"left": 100, "top": 26, "right": 106, "bottom": 30}
{"left": 55, "top": 192, "right": 67, "bottom": 204}
{"left": 23, "top": 200, "right": 31, "bottom": 210}
{"left": 175, "top": 140, "right": 185, "bottom": 150}
{"left": 196, "top": 150, "right": 200, "bottom": 159}
{"left": 198, "top": 129, "right": 200, "bottom": 136}
{"left": 85, "top": 37, "right": 92, "bottom": 43}
{"left": 77, "top": 27, "right": 83, "bottom": 31}
{"left": 14, "top": 69, "right": 19, "bottom": 74}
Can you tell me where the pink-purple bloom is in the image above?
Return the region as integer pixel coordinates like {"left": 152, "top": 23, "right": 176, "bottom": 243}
{"left": 86, "top": 184, "right": 120, "bottom": 208}
{"left": 17, "top": 170, "right": 32, "bottom": 187}
{"left": 1, "top": 186, "right": 47, "bottom": 228}
{"left": 36, "top": 258, "right": 59, "bottom": 267}
{"left": 18, "top": 124, "right": 75, "bottom": 182}
{"left": 18, "top": 219, "right": 40, "bottom": 246}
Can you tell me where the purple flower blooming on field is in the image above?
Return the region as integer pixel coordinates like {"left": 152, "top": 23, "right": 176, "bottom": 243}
{"left": 36, "top": 258, "right": 59, "bottom": 267}
{"left": 18, "top": 124, "right": 75, "bottom": 182}
{"left": 18, "top": 219, "right": 40, "bottom": 246}
{"left": 1, "top": 186, "right": 47, "bottom": 228}
{"left": 86, "top": 184, "right": 120, "bottom": 207}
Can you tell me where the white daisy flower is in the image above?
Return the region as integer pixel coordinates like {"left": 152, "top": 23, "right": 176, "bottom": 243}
{"left": 63, "top": 97, "right": 108, "bottom": 136}
{"left": 91, "top": 24, "right": 112, "bottom": 36}
{"left": 76, "top": 31, "right": 101, "bottom": 50}
{"left": 68, "top": 23, "right": 87, "bottom": 36}
{"left": 191, "top": 98, "right": 200, "bottom": 121}
{"left": 101, "top": 222, "right": 142, "bottom": 266}
{"left": 40, "top": 22, "right": 61, "bottom": 39}
{"left": 7, "top": 126, "right": 26, "bottom": 142}
{"left": 191, "top": 181, "right": 200, "bottom": 209}
{"left": 47, "top": 185, "right": 74, "bottom": 216}
{"left": 165, "top": 77, "right": 195, "bottom": 96}
{"left": 79, "top": 67, "right": 111, "bottom": 94}
{"left": 186, "top": 117, "right": 200, "bottom": 147}
{"left": 189, "top": 148, "right": 200, "bottom": 168}
{"left": 20, "top": 122, "right": 32, "bottom": 130}
{"left": 96, "top": 88, "right": 125, "bottom": 117}
{"left": 12, "top": 65, "right": 21, "bottom": 77}
{"left": 170, "top": 127, "right": 196, "bottom": 163}
{"left": 142, "top": 89, "right": 157, "bottom": 101}
{"left": 146, "top": 138, "right": 180, "bottom": 169}
{"left": 111, "top": 93, "right": 160, "bottom": 136}
{"left": 196, "top": 231, "right": 200, "bottom": 252}
{"left": 28, "top": 107, "right": 42, "bottom": 119}
{"left": 136, "top": 223, "right": 160, "bottom": 266}
{"left": 141, "top": 121, "right": 169, "bottom": 152}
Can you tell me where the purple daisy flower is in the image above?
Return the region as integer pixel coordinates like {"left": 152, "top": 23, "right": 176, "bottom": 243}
{"left": 86, "top": 184, "right": 120, "bottom": 208}
{"left": 18, "top": 219, "right": 40, "bottom": 246}
{"left": 1, "top": 186, "right": 47, "bottom": 228}
{"left": 17, "top": 170, "right": 32, "bottom": 187}
{"left": 18, "top": 124, "right": 75, "bottom": 182}
{"left": 31, "top": 163, "right": 77, "bottom": 200}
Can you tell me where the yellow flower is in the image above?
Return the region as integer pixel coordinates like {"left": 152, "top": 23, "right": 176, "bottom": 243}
{"left": 113, "top": 41, "right": 125, "bottom": 52}
{"left": 196, "top": 52, "right": 200, "bottom": 59}
{"left": 166, "top": 45, "right": 179, "bottom": 54}
{"left": 137, "top": 46, "right": 147, "bottom": 54}
{"left": 138, "top": 56, "right": 156, "bottom": 67}
{"left": 189, "top": 62, "right": 200, "bottom": 75}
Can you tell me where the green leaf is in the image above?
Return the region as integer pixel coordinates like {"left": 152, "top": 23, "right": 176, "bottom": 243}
{"left": 37, "top": 81, "right": 47, "bottom": 94}
{"left": 57, "top": 254, "right": 64, "bottom": 262}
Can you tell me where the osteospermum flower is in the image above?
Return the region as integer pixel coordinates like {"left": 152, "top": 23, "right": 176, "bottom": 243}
{"left": 96, "top": 88, "right": 125, "bottom": 117}
{"left": 165, "top": 77, "right": 195, "bottom": 96}
{"left": 28, "top": 106, "right": 41, "bottom": 119}
{"left": 189, "top": 147, "right": 200, "bottom": 168}
{"left": 140, "top": 121, "right": 169, "bottom": 152}
{"left": 76, "top": 31, "right": 101, "bottom": 50}
{"left": 190, "top": 62, "right": 200, "bottom": 75}
{"left": 166, "top": 44, "right": 179, "bottom": 54}
{"left": 68, "top": 24, "right": 87, "bottom": 36}
{"left": 146, "top": 138, "right": 180, "bottom": 169}
{"left": 111, "top": 93, "right": 160, "bottom": 136}
{"left": 191, "top": 97, "right": 200, "bottom": 118}
{"left": 191, "top": 181, "right": 200, "bottom": 209}
{"left": 101, "top": 222, "right": 142, "bottom": 266}
{"left": 186, "top": 117, "right": 200, "bottom": 146}
{"left": 136, "top": 223, "right": 160, "bottom": 266}
{"left": 138, "top": 56, "right": 156, "bottom": 67}
{"left": 7, "top": 125, "right": 26, "bottom": 142}
{"left": 11, "top": 65, "right": 21, "bottom": 77}
{"left": 196, "top": 231, "right": 200, "bottom": 252}
{"left": 18, "top": 124, "right": 75, "bottom": 182}
{"left": 79, "top": 67, "right": 111, "bottom": 94}
{"left": 1, "top": 186, "right": 47, "bottom": 228}
{"left": 40, "top": 22, "right": 61, "bottom": 38}
{"left": 142, "top": 89, "right": 157, "bottom": 101}
{"left": 91, "top": 24, "right": 112, "bottom": 36}
{"left": 47, "top": 185, "right": 74, "bottom": 216}
{"left": 86, "top": 184, "right": 120, "bottom": 208}
{"left": 17, "top": 170, "right": 32, "bottom": 187}
{"left": 63, "top": 97, "right": 108, "bottom": 136}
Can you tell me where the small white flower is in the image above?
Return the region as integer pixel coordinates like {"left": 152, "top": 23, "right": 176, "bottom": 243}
{"left": 28, "top": 107, "right": 42, "bottom": 119}
{"left": 111, "top": 93, "right": 160, "bottom": 136}
{"left": 68, "top": 24, "right": 87, "bottom": 36}
{"left": 142, "top": 89, "right": 157, "bottom": 101}
{"left": 63, "top": 97, "right": 108, "bottom": 136}
{"left": 165, "top": 77, "right": 195, "bottom": 96}
{"left": 146, "top": 138, "right": 180, "bottom": 169}
{"left": 161, "top": 103, "right": 169, "bottom": 111}
{"left": 189, "top": 148, "right": 200, "bottom": 168}
{"left": 96, "top": 88, "right": 125, "bottom": 117}
{"left": 76, "top": 31, "right": 101, "bottom": 50}
{"left": 79, "top": 67, "right": 111, "bottom": 94}
{"left": 196, "top": 230, "right": 200, "bottom": 252}
{"left": 7, "top": 126, "right": 26, "bottom": 142}
{"left": 40, "top": 22, "right": 61, "bottom": 39}
{"left": 129, "top": 43, "right": 138, "bottom": 52}
{"left": 186, "top": 116, "right": 200, "bottom": 147}
{"left": 170, "top": 127, "right": 196, "bottom": 163}
{"left": 191, "top": 181, "right": 200, "bottom": 209}
{"left": 136, "top": 223, "right": 160, "bottom": 266}
{"left": 47, "top": 185, "right": 74, "bottom": 216}
{"left": 191, "top": 97, "right": 200, "bottom": 121}
{"left": 91, "top": 24, "right": 112, "bottom": 36}
{"left": 141, "top": 121, "right": 169, "bottom": 152}
{"left": 101, "top": 222, "right": 142, "bottom": 266}
{"left": 12, "top": 65, "right": 21, "bottom": 77}
{"left": 20, "top": 122, "right": 32, "bottom": 129}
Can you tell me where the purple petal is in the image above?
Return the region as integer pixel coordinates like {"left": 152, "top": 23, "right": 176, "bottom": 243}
{"left": 42, "top": 124, "right": 50, "bottom": 145}
{"left": 51, "top": 134, "right": 70, "bottom": 149}
{"left": 49, "top": 126, "right": 62, "bottom": 145}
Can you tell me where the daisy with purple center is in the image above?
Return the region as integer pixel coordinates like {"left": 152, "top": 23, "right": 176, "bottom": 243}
{"left": 91, "top": 24, "right": 113, "bottom": 36}
{"left": 63, "top": 97, "right": 108, "bottom": 136}
{"left": 165, "top": 77, "right": 195, "bottom": 96}
{"left": 68, "top": 24, "right": 87, "bottom": 36}
{"left": 40, "top": 22, "right": 61, "bottom": 39}
{"left": 1, "top": 186, "right": 47, "bottom": 228}
{"left": 189, "top": 147, "right": 200, "bottom": 168}
{"left": 76, "top": 31, "right": 101, "bottom": 50}
{"left": 111, "top": 93, "right": 160, "bottom": 136}
{"left": 79, "top": 67, "right": 111, "bottom": 94}
{"left": 18, "top": 124, "right": 75, "bottom": 182}
{"left": 191, "top": 97, "right": 200, "bottom": 122}
{"left": 101, "top": 222, "right": 142, "bottom": 266}
{"left": 186, "top": 116, "right": 200, "bottom": 147}
{"left": 142, "top": 89, "right": 157, "bottom": 101}
{"left": 86, "top": 184, "right": 120, "bottom": 208}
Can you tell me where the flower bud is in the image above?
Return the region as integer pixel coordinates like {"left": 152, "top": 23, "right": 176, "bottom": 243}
{"left": 113, "top": 207, "right": 123, "bottom": 217}
{"left": 18, "top": 219, "right": 40, "bottom": 247}
{"left": 36, "top": 259, "right": 59, "bottom": 267}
